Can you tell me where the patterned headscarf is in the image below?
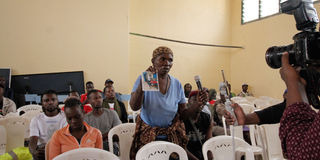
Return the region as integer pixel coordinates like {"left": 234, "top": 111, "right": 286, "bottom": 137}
{"left": 152, "top": 46, "right": 173, "bottom": 62}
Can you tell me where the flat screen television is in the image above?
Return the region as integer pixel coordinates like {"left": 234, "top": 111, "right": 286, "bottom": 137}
{"left": 11, "top": 71, "right": 85, "bottom": 95}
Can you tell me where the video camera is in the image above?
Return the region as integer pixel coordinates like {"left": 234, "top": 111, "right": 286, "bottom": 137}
{"left": 265, "top": 0, "right": 320, "bottom": 108}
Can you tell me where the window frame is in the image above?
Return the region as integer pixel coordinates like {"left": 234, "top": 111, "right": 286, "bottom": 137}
{"left": 241, "top": 0, "right": 320, "bottom": 25}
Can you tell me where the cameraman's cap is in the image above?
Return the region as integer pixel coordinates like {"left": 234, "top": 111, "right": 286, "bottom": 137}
{"left": 242, "top": 83, "right": 248, "bottom": 86}
{"left": 105, "top": 79, "right": 114, "bottom": 84}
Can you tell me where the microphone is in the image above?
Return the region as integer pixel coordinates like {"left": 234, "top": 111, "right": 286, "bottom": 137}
{"left": 194, "top": 75, "right": 203, "bottom": 91}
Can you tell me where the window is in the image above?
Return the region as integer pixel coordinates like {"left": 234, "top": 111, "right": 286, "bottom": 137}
{"left": 242, "top": 0, "right": 319, "bottom": 24}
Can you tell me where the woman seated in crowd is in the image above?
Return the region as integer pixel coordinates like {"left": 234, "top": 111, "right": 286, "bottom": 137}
{"left": 49, "top": 98, "right": 102, "bottom": 160}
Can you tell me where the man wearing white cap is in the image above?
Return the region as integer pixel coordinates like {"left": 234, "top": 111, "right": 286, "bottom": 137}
{"left": 237, "top": 83, "right": 254, "bottom": 97}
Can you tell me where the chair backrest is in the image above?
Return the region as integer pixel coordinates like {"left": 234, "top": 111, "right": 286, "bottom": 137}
{"left": 249, "top": 125, "right": 257, "bottom": 147}
{"left": 17, "top": 104, "right": 42, "bottom": 115}
{"left": 202, "top": 135, "right": 255, "bottom": 160}
{"left": 108, "top": 123, "right": 136, "bottom": 160}
{"left": 231, "top": 96, "right": 245, "bottom": 102}
{"left": 0, "top": 125, "right": 7, "bottom": 155}
{"left": 53, "top": 148, "right": 119, "bottom": 160}
{"left": 253, "top": 99, "right": 271, "bottom": 109}
{"left": 4, "top": 112, "right": 19, "bottom": 117}
{"left": 4, "top": 117, "right": 27, "bottom": 152}
{"left": 136, "top": 141, "right": 188, "bottom": 160}
{"left": 230, "top": 125, "right": 244, "bottom": 139}
{"left": 238, "top": 104, "right": 255, "bottom": 114}
{"left": 258, "top": 96, "right": 274, "bottom": 102}
{"left": 259, "top": 123, "right": 284, "bottom": 160}
{"left": 0, "top": 118, "right": 6, "bottom": 126}
{"left": 244, "top": 96, "right": 256, "bottom": 103}
{"left": 7, "top": 115, "right": 31, "bottom": 139}
{"left": 21, "top": 110, "right": 42, "bottom": 120}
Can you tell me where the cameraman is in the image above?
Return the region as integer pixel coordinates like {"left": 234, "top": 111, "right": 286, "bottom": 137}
{"left": 279, "top": 52, "right": 320, "bottom": 160}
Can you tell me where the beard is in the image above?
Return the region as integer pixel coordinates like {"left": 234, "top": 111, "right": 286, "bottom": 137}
{"left": 93, "top": 104, "right": 103, "bottom": 109}
{"left": 44, "top": 105, "right": 59, "bottom": 113}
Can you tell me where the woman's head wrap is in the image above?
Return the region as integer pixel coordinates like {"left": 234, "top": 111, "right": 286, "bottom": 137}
{"left": 152, "top": 46, "right": 173, "bottom": 62}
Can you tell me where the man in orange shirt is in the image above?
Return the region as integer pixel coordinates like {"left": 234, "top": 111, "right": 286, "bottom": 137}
{"left": 49, "top": 98, "right": 102, "bottom": 160}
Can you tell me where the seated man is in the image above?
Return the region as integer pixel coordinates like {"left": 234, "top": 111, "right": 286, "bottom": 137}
{"left": 29, "top": 90, "right": 67, "bottom": 160}
{"left": 80, "top": 81, "right": 102, "bottom": 104}
{"left": 184, "top": 91, "right": 213, "bottom": 160}
{"left": 0, "top": 84, "right": 16, "bottom": 116}
{"left": 84, "top": 89, "right": 121, "bottom": 152}
{"left": 49, "top": 98, "right": 102, "bottom": 160}
{"left": 62, "top": 91, "right": 92, "bottom": 114}
{"left": 237, "top": 83, "right": 254, "bottom": 97}
{"left": 102, "top": 86, "right": 128, "bottom": 123}
{"left": 104, "top": 78, "right": 122, "bottom": 101}
{"left": 80, "top": 81, "right": 95, "bottom": 104}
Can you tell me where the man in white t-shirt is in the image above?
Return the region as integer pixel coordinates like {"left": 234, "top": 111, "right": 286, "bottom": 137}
{"left": 29, "top": 90, "right": 67, "bottom": 160}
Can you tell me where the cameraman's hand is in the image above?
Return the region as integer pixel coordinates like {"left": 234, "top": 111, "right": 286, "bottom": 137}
{"left": 280, "top": 52, "right": 305, "bottom": 105}
{"left": 280, "top": 52, "right": 300, "bottom": 85}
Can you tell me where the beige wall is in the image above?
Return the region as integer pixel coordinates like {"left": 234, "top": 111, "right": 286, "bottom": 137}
{"left": 230, "top": 0, "right": 320, "bottom": 99}
{"left": 129, "top": 0, "right": 233, "bottom": 92}
{"left": 2, "top": 0, "right": 318, "bottom": 98}
{"left": 0, "top": 0, "right": 129, "bottom": 93}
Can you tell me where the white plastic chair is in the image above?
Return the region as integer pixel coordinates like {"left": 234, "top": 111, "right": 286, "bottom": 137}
{"left": 202, "top": 135, "right": 255, "bottom": 160}
{"left": 259, "top": 124, "right": 285, "bottom": 160}
{"left": 230, "top": 125, "right": 244, "bottom": 139}
{"left": 21, "top": 110, "right": 42, "bottom": 120}
{"left": 258, "top": 96, "right": 274, "bottom": 102}
{"left": 4, "top": 112, "right": 18, "bottom": 117}
{"left": 7, "top": 115, "right": 31, "bottom": 139}
{"left": 53, "top": 148, "right": 119, "bottom": 160}
{"left": 238, "top": 104, "right": 255, "bottom": 115}
{"left": 245, "top": 125, "right": 266, "bottom": 159}
{"left": 4, "top": 117, "right": 27, "bottom": 152}
{"left": 253, "top": 99, "right": 271, "bottom": 109}
{"left": 0, "top": 118, "right": 6, "bottom": 126}
{"left": 229, "top": 125, "right": 265, "bottom": 159}
{"left": 108, "top": 123, "right": 136, "bottom": 160}
{"left": 231, "top": 96, "right": 246, "bottom": 102}
{"left": 0, "top": 125, "right": 7, "bottom": 155}
{"left": 244, "top": 96, "right": 256, "bottom": 103}
{"left": 17, "top": 104, "right": 42, "bottom": 115}
{"left": 136, "top": 141, "right": 188, "bottom": 160}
